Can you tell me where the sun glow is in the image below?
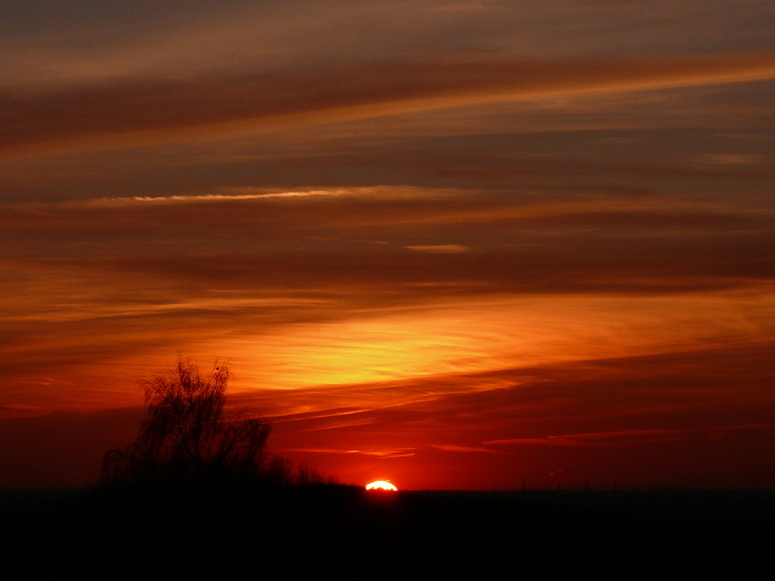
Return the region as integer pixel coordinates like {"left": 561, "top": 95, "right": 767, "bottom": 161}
{"left": 366, "top": 480, "right": 398, "bottom": 491}
{"left": 226, "top": 288, "right": 775, "bottom": 396}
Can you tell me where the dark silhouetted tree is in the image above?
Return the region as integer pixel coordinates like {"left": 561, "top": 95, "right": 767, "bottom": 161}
{"left": 103, "top": 357, "right": 284, "bottom": 490}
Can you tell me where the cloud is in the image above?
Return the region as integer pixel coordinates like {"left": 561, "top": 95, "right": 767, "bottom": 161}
{"left": 85, "top": 190, "right": 350, "bottom": 206}
{"left": 2, "top": 186, "right": 773, "bottom": 400}
{"left": 486, "top": 424, "right": 775, "bottom": 447}
{"left": 0, "top": 404, "right": 48, "bottom": 419}
{"left": 4, "top": 50, "right": 774, "bottom": 157}
{"left": 405, "top": 245, "right": 471, "bottom": 253}
{"left": 430, "top": 444, "right": 503, "bottom": 454}
{"left": 286, "top": 448, "right": 415, "bottom": 458}
{"left": 2, "top": 2, "right": 775, "bottom": 491}
{"left": 3, "top": 187, "right": 772, "bottom": 306}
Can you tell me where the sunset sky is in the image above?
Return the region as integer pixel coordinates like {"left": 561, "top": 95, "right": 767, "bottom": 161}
{"left": 2, "top": 1, "right": 774, "bottom": 490}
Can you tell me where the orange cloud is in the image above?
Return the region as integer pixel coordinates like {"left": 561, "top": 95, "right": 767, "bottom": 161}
{"left": 486, "top": 425, "right": 775, "bottom": 447}
{"left": 405, "top": 245, "right": 471, "bottom": 253}
{"left": 4, "top": 50, "right": 775, "bottom": 157}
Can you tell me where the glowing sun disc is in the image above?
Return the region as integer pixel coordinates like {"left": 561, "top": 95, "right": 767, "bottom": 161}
{"left": 365, "top": 480, "right": 398, "bottom": 491}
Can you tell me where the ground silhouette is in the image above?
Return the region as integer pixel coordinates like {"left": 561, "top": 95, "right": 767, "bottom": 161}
{"left": 1, "top": 488, "right": 773, "bottom": 576}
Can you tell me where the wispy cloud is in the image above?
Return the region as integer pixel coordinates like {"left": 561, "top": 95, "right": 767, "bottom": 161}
{"left": 90, "top": 190, "right": 349, "bottom": 206}
{"left": 4, "top": 51, "right": 774, "bottom": 157}
{"left": 430, "top": 444, "right": 504, "bottom": 454}
{"left": 2, "top": 2, "right": 775, "bottom": 489}
{"left": 285, "top": 448, "right": 416, "bottom": 458}
{"left": 405, "top": 245, "right": 471, "bottom": 253}
{"left": 486, "top": 424, "right": 775, "bottom": 447}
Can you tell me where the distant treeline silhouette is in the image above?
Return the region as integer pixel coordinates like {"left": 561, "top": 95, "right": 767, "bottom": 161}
{"left": 103, "top": 357, "right": 333, "bottom": 491}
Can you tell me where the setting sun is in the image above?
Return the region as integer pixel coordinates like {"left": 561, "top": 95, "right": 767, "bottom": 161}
{"left": 365, "top": 480, "right": 398, "bottom": 492}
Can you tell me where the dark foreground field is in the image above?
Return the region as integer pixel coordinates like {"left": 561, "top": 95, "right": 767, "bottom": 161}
{"left": 1, "top": 487, "right": 772, "bottom": 576}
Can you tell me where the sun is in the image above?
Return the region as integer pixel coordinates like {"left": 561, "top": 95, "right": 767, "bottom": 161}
{"left": 365, "top": 480, "right": 398, "bottom": 491}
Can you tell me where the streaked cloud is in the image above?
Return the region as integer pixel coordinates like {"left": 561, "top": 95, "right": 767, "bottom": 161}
{"left": 1, "top": 1, "right": 774, "bottom": 489}
{"left": 288, "top": 448, "right": 416, "bottom": 459}
{"left": 405, "top": 245, "right": 471, "bottom": 253}
{"left": 3, "top": 51, "right": 775, "bottom": 157}
{"left": 430, "top": 444, "right": 504, "bottom": 454}
{"left": 486, "top": 424, "right": 775, "bottom": 447}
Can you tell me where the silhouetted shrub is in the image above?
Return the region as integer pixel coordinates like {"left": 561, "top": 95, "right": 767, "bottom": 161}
{"left": 103, "top": 357, "right": 288, "bottom": 491}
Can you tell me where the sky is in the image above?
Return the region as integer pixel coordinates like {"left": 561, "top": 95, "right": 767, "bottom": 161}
{"left": 1, "top": 1, "right": 774, "bottom": 490}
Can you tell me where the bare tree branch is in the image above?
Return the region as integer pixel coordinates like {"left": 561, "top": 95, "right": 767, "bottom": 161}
{"left": 102, "top": 357, "right": 282, "bottom": 490}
